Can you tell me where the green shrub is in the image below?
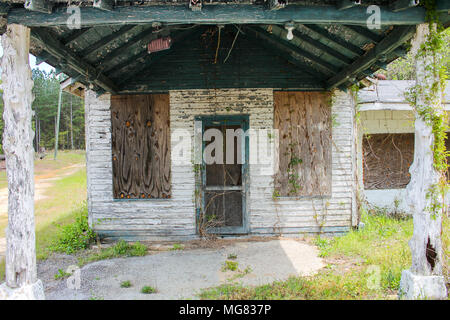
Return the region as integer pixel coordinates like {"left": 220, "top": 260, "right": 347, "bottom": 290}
{"left": 78, "top": 240, "right": 147, "bottom": 266}
{"left": 50, "top": 206, "right": 96, "bottom": 254}
{"left": 54, "top": 268, "right": 71, "bottom": 280}
{"left": 222, "top": 260, "right": 238, "bottom": 272}
{"left": 141, "top": 286, "right": 157, "bottom": 294}
{"left": 120, "top": 280, "right": 132, "bottom": 288}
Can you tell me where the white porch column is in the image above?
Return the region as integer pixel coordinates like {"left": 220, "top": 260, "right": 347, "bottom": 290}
{"left": 0, "top": 24, "right": 45, "bottom": 300}
{"left": 399, "top": 24, "right": 447, "bottom": 300}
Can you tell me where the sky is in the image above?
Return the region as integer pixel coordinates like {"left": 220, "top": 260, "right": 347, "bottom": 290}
{"left": 0, "top": 43, "right": 56, "bottom": 74}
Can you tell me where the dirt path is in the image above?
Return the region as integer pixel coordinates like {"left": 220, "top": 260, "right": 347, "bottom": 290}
{"left": 0, "top": 163, "right": 85, "bottom": 263}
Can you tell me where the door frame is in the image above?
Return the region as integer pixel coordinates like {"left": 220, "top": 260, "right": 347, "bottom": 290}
{"left": 195, "top": 115, "right": 249, "bottom": 235}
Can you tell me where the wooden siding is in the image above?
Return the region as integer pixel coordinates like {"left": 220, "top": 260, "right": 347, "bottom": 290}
{"left": 274, "top": 91, "right": 332, "bottom": 196}
{"left": 85, "top": 89, "right": 356, "bottom": 241}
{"left": 110, "top": 94, "right": 171, "bottom": 199}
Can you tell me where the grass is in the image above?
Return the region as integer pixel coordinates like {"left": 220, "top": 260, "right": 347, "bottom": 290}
{"left": 0, "top": 151, "right": 87, "bottom": 280}
{"left": 78, "top": 240, "right": 147, "bottom": 266}
{"left": 200, "top": 210, "right": 450, "bottom": 300}
{"left": 222, "top": 260, "right": 239, "bottom": 272}
{"left": 170, "top": 243, "right": 184, "bottom": 251}
{"left": 54, "top": 268, "right": 72, "bottom": 280}
{"left": 120, "top": 280, "right": 132, "bottom": 288}
{"left": 141, "top": 286, "right": 157, "bottom": 294}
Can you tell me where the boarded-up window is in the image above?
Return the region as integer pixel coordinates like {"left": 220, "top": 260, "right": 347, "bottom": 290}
{"left": 111, "top": 94, "right": 171, "bottom": 199}
{"left": 363, "top": 133, "right": 414, "bottom": 190}
{"left": 274, "top": 91, "right": 332, "bottom": 197}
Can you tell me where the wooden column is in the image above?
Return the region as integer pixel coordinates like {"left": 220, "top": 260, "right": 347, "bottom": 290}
{"left": 399, "top": 24, "right": 447, "bottom": 300}
{"left": 0, "top": 24, "right": 44, "bottom": 299}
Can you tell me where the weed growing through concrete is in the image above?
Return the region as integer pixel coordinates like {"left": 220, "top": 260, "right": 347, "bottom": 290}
{"left": 222, "top": 260, "right": 239, "bottom": 272}
{"left": 141, "top": 286, "right": 157, "bottom": 294}
{"left": 54, "top": 268, "right": 71, "bottom": 280}
{"left": 78, "top": 240, "right": 147, "bottom": 266}
{"left": 120, "top": 280, "right": 132, "bottom": 288}
{"left": 171, "top": 243, "right": 184, "bottom": 251}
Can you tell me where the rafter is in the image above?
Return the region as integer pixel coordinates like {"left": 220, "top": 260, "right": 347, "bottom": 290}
{"left": 285, "top": 25, "right": 353, "bottom": 65}
{"left": 241, "top": 29, "right": 326, "bottom": 80}
{"left": 250, "top": 25, "right": 339, "bottom": 75}
{"left": 31, "top": 28, "right": 119, "bottom": 93}
{"left": 390, "top": 0, "right": 419, "bottom": 12}
{"left": 24, "top": 0, "right": 53, "bottom": 14}
{"left": 326, "top": 26, "right": 416, "bottom": 90}
{"left": 343, "top": 25, "right": 383, "bottom": 43}
{"left": 94, "top": 25, "right": 156, "bottom": 66}
{"left": 336, "top": 0, "right": 361, "bottom": 11}
{"left": 61, "top": 28, "right": 91, "bottom": 46}
{"left": 105, "top": 26, "right": 200, "bottom": 79}
{"left": 301, "top": 24, "right": 364, "bottom": 57}
{"left": 93, "top": 0, "right": 115, "bottom": 12}
{"left": 8, "top": 5, "right": 430, "bottom": 27}
{"left": 117, "top": 30, "right": 202, "bottom": 86}
{"left": 78, "top": 25, "right": 137, "bottom": 58}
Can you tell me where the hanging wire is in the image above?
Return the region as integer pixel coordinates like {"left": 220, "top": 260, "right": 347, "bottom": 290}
{"left": 214, "top": 25, "right": 224, "bottom": 64}
{"left": 223, "top": 28, "right": 240, "bottom": 63}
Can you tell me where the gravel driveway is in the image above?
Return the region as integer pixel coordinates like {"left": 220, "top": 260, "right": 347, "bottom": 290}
{"left": 39, "top": 239, "right": 324, "bottom": 300}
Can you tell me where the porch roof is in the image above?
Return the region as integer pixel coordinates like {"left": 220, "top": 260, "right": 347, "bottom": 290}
{"left": 1, "top": 1, "right": 449, "bottom": 95}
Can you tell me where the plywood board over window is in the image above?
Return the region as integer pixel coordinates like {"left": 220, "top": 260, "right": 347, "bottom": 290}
{"left": 111, "top": 94, "right": 171, "bottom": 199}
{"left": 274, "top": 91, "right": 332, "bottom": 197}
{"left": 363, "top": 133, "right": 414, "bottom": 190}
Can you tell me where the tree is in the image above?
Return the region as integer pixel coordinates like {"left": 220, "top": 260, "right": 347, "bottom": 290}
{"left": 382, "top": 28, "right": 449, "bottom": 80}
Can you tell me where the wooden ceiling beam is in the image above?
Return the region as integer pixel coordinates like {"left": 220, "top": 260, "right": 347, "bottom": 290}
{"left": 78, "top": 25, "right": 137, "bottom": 58}
{"left": 117, "top": 29, "right": 201, "bottom": 86}
{"left": 343, "top": 25, "right": 383, "bottom": 43}
{"left": 326, "top": 25, "right": 416, "bottom": 90}
{"left": 94, "top": 25, "right": 156, "bottom": 65}
{"left": 241, "top": 28, "right": 326, "bottom": 80}
{"left": 93, "top": 0, "right": 115, "bottom": 12}
{"left": 31, "top": 28, "right": 119, "bottom": 93}
{"left": 61, "top": 27, "right": 91, "bottom": 46}
{"left": 252, "top": 25, "right": 339, "bottom": 74}
{"left": 7, "top": 4, "right": 429, "bottom": 27}
{"left": 287, "top": 25, "right": 353, "bottom": 65}
{"left": 390, "top": 0, "right": 419, "bottom": 13}
{"left": 24, "top": 0, "right": 53, "bottom": 14}
{"left": 105, "top": 26, "right": 199, "bottom": 78}
{"left": 336, "top": 0, "right": 361, "bottom": 11}
{"left": 301, "top": 24, "right": 364, "bottom": 57}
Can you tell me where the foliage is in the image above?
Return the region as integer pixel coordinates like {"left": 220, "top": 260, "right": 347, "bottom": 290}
{"left": 403, "top": 1, "right": 449, "bottom": 219}
{"left": 382, "top": 28, "right": 449, "bottom": 80}
{"left": 78, "top": 240, "right": 147, "bottom": 266}
{"left": 49, "top": 204, "right": 96, "bottom": 254}
{"left": 171, "top": 243, "right": 184, "bottom": 251}
{"left": 120, "top": 280, "right": 132, "bottom": 288}
{"left": 0, "top": 69, "right": 85, "bottom": 153}
{"left": 200, "top": 210, "right": 418, "bottom": 300}
{"left": 222, "top": 260, "right": 239, "bottom": 272}
{"left": 54, "top": 268, "right": 72, "bottom": 280}
{"left": 141, "top": 286, "right": 157, "bottom": 294}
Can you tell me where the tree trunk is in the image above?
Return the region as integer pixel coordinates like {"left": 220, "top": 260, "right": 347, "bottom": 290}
{"left": 400, "top": 24, "right": 447, "bottom": 300}
{"left": 1, "top": 24, "right": 37, "bottom": 288}
{"left": 405, "top": 24, "right": 444, "bottom": 277}
{"left": 70, "top": 95, "right": 74, "bottom": 150}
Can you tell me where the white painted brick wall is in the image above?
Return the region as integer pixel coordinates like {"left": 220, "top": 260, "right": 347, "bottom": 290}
{"left": 85, "top": 89, "right": 356, "bottom": 240}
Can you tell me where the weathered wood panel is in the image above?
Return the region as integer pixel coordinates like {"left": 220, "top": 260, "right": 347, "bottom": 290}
{"left": 111, "top": 94, "right": 171, "bottom": 199}
{"left": 363, "top": 133, "right": 413, "bottom": 190}
{"left": 274, "top": 91, "right": 332, "bottom": 196}
{"left": 363, "top": 133, "right": 450, "bottom": 190}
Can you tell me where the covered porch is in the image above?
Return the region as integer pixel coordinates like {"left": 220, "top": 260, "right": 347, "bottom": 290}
{"left": 0, "top": 0, "right": 448, "bottom": 299}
